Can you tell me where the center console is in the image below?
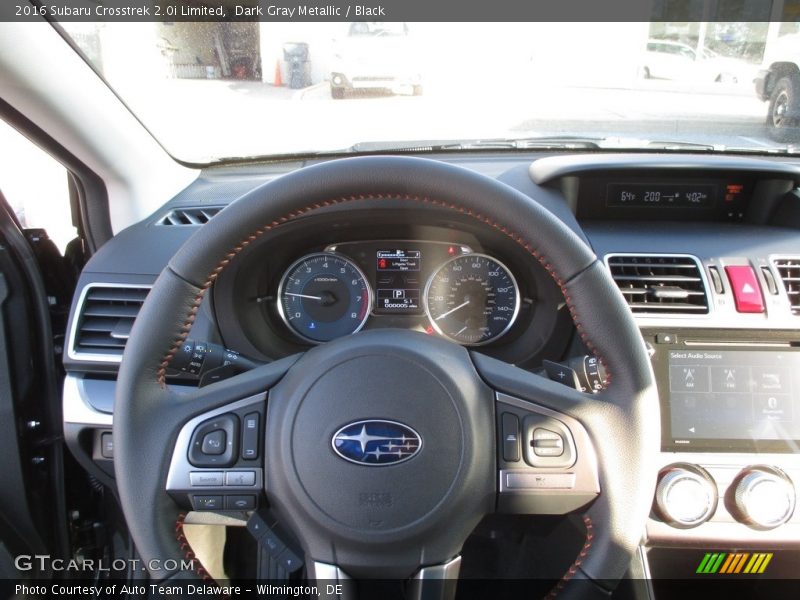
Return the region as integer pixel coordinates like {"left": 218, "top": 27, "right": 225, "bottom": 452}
{"left": 644, "top": 329, "right": 800, "bottom": 545}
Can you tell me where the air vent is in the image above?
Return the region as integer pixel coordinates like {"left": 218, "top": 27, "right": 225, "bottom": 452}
{"left": 156, "top": 207, "right": 223, "bottom": 226}
{"left": 70, "top": 285, "right": 151, "bottom": 361}
{"left": 607, "top": 255, "right": 709, "bottom": 314}
{"left": 773, "top": 258, "right": 800, "bottom": 315}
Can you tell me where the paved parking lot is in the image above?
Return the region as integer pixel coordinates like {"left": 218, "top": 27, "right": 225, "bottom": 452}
{"left": 121, "top": 76, "right": 778, "bottom": 162}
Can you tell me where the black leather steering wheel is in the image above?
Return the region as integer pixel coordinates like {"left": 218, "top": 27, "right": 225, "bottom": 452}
{"left": 114, "top": 156, "right": 659, "bottom": 599}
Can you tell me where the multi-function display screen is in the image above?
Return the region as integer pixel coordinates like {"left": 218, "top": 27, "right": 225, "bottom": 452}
{"left": 375, "top": 249, "right": 422, "bottom": 314}
{"left": 667, "top": 349, "right": 800, "bottom": 450}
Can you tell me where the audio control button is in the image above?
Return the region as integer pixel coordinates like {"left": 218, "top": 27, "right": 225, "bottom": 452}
{"left": 655, "top": 465, "right": 717, "bottom": 528}
{"left": 731, "top": 467, "right": 795, "bottom": 530}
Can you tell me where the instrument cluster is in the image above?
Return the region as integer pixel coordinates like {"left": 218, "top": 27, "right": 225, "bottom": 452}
{"left": 276, "top": 240, "right": 520, "bottom": 346}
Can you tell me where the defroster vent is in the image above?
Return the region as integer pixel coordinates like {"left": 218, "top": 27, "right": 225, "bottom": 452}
{"left": 156, "top": 207, "right": 222, "bottom": 226}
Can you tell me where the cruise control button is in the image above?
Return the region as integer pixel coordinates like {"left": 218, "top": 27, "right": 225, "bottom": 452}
{"left": 725, "top": 265, "right": 764, "bottom": 313}
{"left": 190, "top": 471, "right": 224, "bottom": 487}
{"left": 532, "top": 428, "right": 564, "bottom": 457}
{"left": 225, "top": 470, "right": 256, "bottom": 486}
{"left": 201, "top": 430, "right": 226, "bottom": 455}
{"left": 192, "top": 495, "right": 223, "bottom": 511}
{"left": 501, "top": 413, "right": 520, "bottom": 462}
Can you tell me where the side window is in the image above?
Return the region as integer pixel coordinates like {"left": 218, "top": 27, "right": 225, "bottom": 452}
{"left": 0, "top": 120, "right": 76, "bottom": 254}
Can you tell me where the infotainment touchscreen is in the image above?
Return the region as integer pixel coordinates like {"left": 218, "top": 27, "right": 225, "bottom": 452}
{"left": 665, "top": 349, "right": 800, "bottom": 451}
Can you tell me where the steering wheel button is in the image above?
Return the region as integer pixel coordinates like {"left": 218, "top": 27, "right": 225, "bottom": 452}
{"left": 224, "top": 495, "right": 257, "bottom": 510}
{"left": 241, "top": 412, "right": 260, "bottom": 460}
{"left": 261, "top": 529, "right": 286, "bottom": 556}
{"left": 192, "top": 495, "right": 223, "bottom": 511}
{"left": 276, "top": 547, "right": 303, "bottom": 573}
{"left": 201, "top": 430, "right": 226, "bottom": 455}
{"left": 532, "top": 428, "right": 564, "bottom": 457}
{"left": 225, "top": 470, "right": 256, "bottom": 486}
{"left": 189, "top": 471, "right": 224, "bottom": 487}
{"left": 501, "top": 413, "right": 520, "bottom": 462}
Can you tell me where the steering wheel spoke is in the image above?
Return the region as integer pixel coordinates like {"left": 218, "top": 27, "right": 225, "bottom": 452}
{"left": 493, "top": 389, "right": 600, "bottom": 516}
{"left": 163, "top": 356, "right": 298, "bottom": 513}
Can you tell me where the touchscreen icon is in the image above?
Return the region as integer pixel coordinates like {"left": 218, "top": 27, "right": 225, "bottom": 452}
{"left": 684, "top": 368, "right": 696, "bottom": 387}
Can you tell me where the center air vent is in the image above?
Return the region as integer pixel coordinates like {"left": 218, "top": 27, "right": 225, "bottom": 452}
{"left": 69, "top": 284, "right": 151, "bottom": 362}
{"left": 773, "top": 258, "right": 800, "bottom": 315}
{"left": 607, "top": 255, "right": 709, "bottom": 314}
{"left": 156, "top": 207, "right": 223, "bottom": 226}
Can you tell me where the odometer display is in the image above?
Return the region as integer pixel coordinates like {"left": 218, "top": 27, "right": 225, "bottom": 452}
{"left": 424, "top": 254, "right": 519, "bottom": 346}
{"left": 278, "top": 253, "right": 371, "bottom": 343}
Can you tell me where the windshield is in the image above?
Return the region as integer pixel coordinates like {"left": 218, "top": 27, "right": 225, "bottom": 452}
{"left": 58, "top": 21, "right": 800, "bottom": 162}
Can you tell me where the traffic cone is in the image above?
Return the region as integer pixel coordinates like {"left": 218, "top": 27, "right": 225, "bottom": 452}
{"left": 274, "top": 59, "right": 282, "bottom": 87}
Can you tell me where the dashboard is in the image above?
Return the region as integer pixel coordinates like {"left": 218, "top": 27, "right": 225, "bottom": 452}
{"left": 61, "top": 151, "right": 800, "bottom": 581}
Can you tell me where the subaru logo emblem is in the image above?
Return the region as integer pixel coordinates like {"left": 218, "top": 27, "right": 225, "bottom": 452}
{"left": 332, "top": 420, "right": 422, "bottom": 466}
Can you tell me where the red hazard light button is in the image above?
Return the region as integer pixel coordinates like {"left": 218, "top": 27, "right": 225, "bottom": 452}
{"left": 725, "top": 266, "right": 764, "bottom": 313}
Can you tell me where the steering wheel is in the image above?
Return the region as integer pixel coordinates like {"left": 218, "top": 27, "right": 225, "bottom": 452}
{"left": 114, "top": 156, "right": 658, "bottom": 599}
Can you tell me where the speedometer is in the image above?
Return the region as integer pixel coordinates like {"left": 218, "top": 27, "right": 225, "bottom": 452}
{"left": 277, "top": 253, "right": 372, "bottom": 343}
{"left": 424, "top": 254, "right": 519, "bottom": 345}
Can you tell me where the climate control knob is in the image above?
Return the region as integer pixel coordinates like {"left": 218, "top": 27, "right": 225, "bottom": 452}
{"left": 731, "top": 467, "right": 796, "bottom": 530}
{"left": 655, "top": 465, "right": 718, "bottom": 528}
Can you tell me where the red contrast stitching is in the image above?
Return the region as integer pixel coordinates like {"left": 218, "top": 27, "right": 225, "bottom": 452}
{"left": 174, "top": 513, "right": 217, "bottom": 583}
{"left": 156, "top": 193, "right": 610, "bottom": 385}
{"left": 545, "top": 515, "right": 594, "bottom": 600}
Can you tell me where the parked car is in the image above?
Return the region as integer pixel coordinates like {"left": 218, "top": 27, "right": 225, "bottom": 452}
{"left": 641, "top": 39, "right": 755, "bottom": 83}
{"left": 755, "top": 33, "right": 800, "bottom": 142}
{"left": 330, "top": 22, "right": 423, "bottom": 98}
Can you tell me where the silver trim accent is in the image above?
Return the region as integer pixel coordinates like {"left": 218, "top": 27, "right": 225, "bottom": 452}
{"left": 67, "top": 282, "right": 153, "bottom": 364}
{"left": 63, "top": 373, "right": 113, "bottom": 427}
{"left": 423, "top": 253, "right": 521, "bottom": 346}
{"left": 276, "top": 252, "right": 373, "bottom": 344}
{"left": 408, "top": 556, "right": 462, "bottom": 600}
{"left": 166, "top": 394, "right": 265, "bottom": 497}
{"left": 330, "top": 419, "right": 422, "bottom": 466}
{"left": 604, "top": 253, "right": 711, "bottom": 318}
{"left": 310, "top": 561, "right": 351, "bottom": 582}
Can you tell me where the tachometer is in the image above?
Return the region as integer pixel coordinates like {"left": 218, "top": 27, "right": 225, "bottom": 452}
{"left": 424, "top": 254, "right": 519, "bottom": 345}
{"left": 278, "top": 253, "right": 372, "bottom": 343}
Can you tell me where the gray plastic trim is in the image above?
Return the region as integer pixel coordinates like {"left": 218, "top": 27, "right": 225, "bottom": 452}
{"left": 529, "top": 153, "right": 800, "bottom": 186}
